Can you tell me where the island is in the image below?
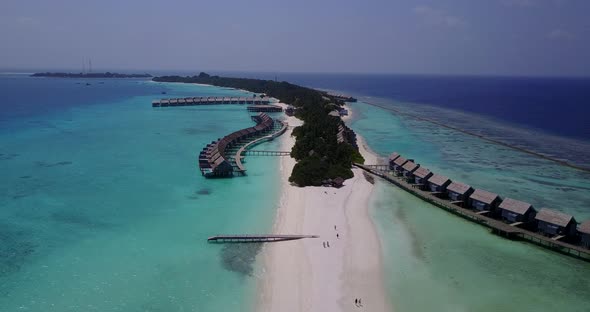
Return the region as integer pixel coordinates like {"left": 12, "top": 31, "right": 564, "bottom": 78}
{"left": 153, "top": 72, "right": 364, "bottom": 186}
{"left": 30, "top": 72, "right": 152, "bottom": 78}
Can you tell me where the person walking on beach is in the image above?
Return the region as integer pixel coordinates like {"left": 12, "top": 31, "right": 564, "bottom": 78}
{"left": 323, "top": 242, "right": 326, "bottom": 248}
{"left": 327, "top": 241, "right": 330, "bottom": 248}
{"left": 334, "top": 225, "right": 337, "bottom": 230}
{"left": 336, "top": 233, "right": 339, "bottom": 239}
{"left": 358, "top": 298, "right": 362, "bottom": 307}
{"left": 355, "top": 299, "right": 358, "bottom": 306}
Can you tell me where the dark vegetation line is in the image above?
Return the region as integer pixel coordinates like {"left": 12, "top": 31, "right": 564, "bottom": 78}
{"left": 362, "top": 100, "right": 590, "bottom": 173}
{"left": 153, "top": 72, "right": 364, "bottom": 186}
{"left": 31, "top": 72, "right": 152, "bottom": 78}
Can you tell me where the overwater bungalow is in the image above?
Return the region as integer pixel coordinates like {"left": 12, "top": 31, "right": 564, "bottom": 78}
{"left": 401, "top": 161, "right": 419, "bottom": 179}
{"left": 535, "top": 208, "right": 577, "bottom": 238}
{"left": 468, "top": 189, "right": 501, "bottom": 212}
{"left": 446, "top": 182, "right": 474, "bottom": 206}
{"left": 392, "top": 156, "right": 408, "bottom": 175}
{"left": 411, "top": 166, "right": 433, "bottom": 186}
{"left": 497, "top": 198, "right": 536, "bottom": 223}
{"left": 579, "top": 220, "right": 590, "bottom": 248}
{"left": 426, "top": 174, "right": 451, "bottom": 193}
{"left": 388, "top": 152, "right": 400, "bottom": 170}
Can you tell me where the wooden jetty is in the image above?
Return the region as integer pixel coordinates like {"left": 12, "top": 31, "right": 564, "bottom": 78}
{"left": 247, "top": 104, "right": 283, "bottom": 112}
{"left": 207, "top": 234, "right": 319, "bottom": 243}
{"left": 234, "top": 121, "right": 288, "bottom": 173}
{"left": 355, "top": 162, "right": 590, "bottom": 262}
{"left": 152, "top": 96, "right": 270, "bottom": 107}
{"left": 244, "top": 150, "right": 291, "bottom": 156}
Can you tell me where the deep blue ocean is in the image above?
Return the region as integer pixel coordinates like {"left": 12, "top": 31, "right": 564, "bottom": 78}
{"left": 220, "top": 72, "right": 590, "bottom": 141}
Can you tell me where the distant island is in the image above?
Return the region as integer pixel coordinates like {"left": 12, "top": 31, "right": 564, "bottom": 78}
{"left": 31, "top": 72, "right": 152, "bottom": 78}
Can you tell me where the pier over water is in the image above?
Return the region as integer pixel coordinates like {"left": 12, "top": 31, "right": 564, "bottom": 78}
{"left": 207, "top": 234, "right": 319, "bottom": 243}
{"left": 357, "top": 158, "right": 590, "bottom": 261}
{"left": 152, "top": 96, "right": 270, "bottom": 107}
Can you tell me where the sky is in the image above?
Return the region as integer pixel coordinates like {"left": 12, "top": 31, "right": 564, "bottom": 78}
{"left": 0, "top": 0, "right": 589, "bottom": 76}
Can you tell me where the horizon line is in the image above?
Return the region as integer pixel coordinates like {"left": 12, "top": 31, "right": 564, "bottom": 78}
{"left": 2, "top": 68, "right": 589, "bottom": 79}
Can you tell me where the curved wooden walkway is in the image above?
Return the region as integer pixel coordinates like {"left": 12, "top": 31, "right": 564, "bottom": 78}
{"left": 235, "top": 120, "right": 289, "bottom": 173}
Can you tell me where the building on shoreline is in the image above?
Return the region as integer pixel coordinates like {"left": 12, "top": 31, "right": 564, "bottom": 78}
{"left": 497, "top": 198, "right": 536, "bottom": 223}
{"left": 535, "top": 208, "right": 577, "bottom": 238}
{"left": 468, "top": 189, "right": 501, "bottom": 212}
{"left": 392, "top": 156, "right": 409, "bottom": 175}
{"left": 285, "top": 105, "right": 296, "bottom": 116}
{"left": 388, "top": 152, "right": 400, "bottom": 169}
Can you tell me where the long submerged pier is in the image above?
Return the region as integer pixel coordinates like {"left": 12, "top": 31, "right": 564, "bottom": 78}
{"left": 355, "top": 161, "right": 590, "bottom": 262}
{"left": 207, "top": 234, "right": 319, "bottom": 243}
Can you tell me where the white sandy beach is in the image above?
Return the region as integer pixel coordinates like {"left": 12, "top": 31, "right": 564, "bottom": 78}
{"left": 257, "top": 105, "right": 391, "bottom": 312}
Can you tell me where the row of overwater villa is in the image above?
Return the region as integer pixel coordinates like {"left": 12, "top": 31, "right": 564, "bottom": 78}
{"left": 198, "top": 113, "right": 277, "bottom": 177}
{"left": 152, "top": 96, "right": 270, "bottom": 107}
{"left": 386, "top": 152, "right": 590, "bottom": 250}
{"left": 356, "top": 153, "right": 590, "bottom": 260}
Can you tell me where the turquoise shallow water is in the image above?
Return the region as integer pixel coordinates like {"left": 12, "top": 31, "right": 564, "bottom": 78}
{"left": 0, "top": 79, "right": 280, "bottom": 311}
{"left": 348, "top": 100, "right": 590, "bottom": 312}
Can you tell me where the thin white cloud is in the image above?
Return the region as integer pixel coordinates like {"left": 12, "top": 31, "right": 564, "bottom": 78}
{"left": 502, "top": 0, "right": 567, "bottom": 7}
{"left": 414, "top": 6, "right": 465, "bottom": 28}
{"left": 547, "top": 29, "right": 575, "bottom": 40}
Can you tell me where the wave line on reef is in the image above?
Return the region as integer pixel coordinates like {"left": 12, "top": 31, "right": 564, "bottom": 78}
{"left": 361, "top": 100, "right": 590, "bottom": 173}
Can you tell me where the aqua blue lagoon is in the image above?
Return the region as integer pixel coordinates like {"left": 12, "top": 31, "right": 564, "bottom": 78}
{"left": 0, "top": 75, "right": 280, "bottom": 311}
{"left": 2, "top": 73, "right": 590, "bottom": 312}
